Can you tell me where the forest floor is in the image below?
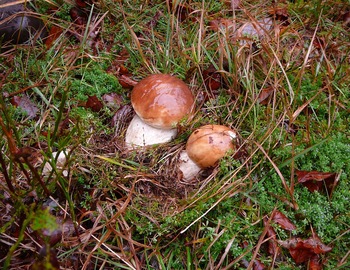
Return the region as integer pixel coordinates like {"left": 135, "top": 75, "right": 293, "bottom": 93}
{"left": 1, "top": 0, "right": 350, "bottom": 269}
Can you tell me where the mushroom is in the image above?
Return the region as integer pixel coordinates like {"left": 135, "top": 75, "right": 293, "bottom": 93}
{"left": 42, "top": 150, "right": 70, "bottom": 177}
{"left": 178, "top": 125, "right": 237, "bottom": 181}
{"left": 125, "top": 74, "right": 194, "bottom": 148}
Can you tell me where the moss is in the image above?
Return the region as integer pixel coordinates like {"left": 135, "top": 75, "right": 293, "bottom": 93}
{"left": 70, "top": 63, "right": 123, "bottom": 101}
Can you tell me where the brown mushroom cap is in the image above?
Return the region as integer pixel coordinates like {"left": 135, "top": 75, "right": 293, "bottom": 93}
{"left": 186, "top": 125, "right": 237, "bottom": 168}
{"left": 131, "top": 74, "right": 194, "bottom": 129}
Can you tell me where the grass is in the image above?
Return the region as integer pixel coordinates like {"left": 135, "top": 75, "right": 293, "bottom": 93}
{"left": 1, "top": 0, "right": 350, "bottom": 269}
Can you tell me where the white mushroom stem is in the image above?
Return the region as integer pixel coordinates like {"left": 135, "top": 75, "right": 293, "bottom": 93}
{"left": 125, "top": 115, "right": 178, "bottom": 149}
{"left": 178, "top": 150, "right": 202, "bottom": 182}
{"left": 43, "top": 150, "right": 69, "bottom": 177}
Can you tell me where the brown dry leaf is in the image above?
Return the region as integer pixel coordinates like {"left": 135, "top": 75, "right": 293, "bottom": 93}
{"left": 146, "top": 10, "right": 162, "bottom": 29}
{"left": 45, "top": 26, "right": 63, "bottom": 48}
{"left": 282, "top": 119, "right": 299, "bottom": 135}
{"left": 107, "top": 64, "right": 137, "bottom": 89}
{"left": 268, "top": 6, "right": 290, "bottom": 26}
{"left": 342, "top": 11, "right": 350, "bottom": 26}
{"left": 203, "top": 65, "right": 222, "bottom": 92}
{"left": 230, "top": 0, "right": 241, "bottom": 10}
{"left": 111, "top": 104, "right": 133, "bottom": 131}
{"left": 253, "top": 259, "right": 266, "bottom": 270}
{"left": 258, "top": 86, "right": 274, "bottom": 105}
{"left": 221, "top": 0, "right": 241, "bottom": 9}
{"left": 10, "top": 95, "right": 38, "bottom": 118}
{"left": 75, "top": 0, "right": 89, "bottom": 8}
{"left": 296, "top": 170, "right": 338, "bottom": 195}
{"left": 278, "top": 236, "right": 332, "bottom": 264}
{"left": 118, "top": 74, "right": 138, "bottom": 89}
{"left": 102, "top": 93, "right": 123, "bottom": 109}
{"left": 57, "top": 117, "right": 71, "bottom": 137}
{"left": 85, "top": 95, "right": 103, "bottom": 112}
{"left": 263, "top": 217, "right": 279, "bottom": 256}
{"left": 70, "top": 7, "right": 88, "bottom": 26}
{"left": 271, "top": 210, "right": 296, "bottom": 231}
{"left": 13, "top": 146, "right": 42, "bottom": 167}
{"left": 309, "top": 255, "right": 323, "bottom": 270}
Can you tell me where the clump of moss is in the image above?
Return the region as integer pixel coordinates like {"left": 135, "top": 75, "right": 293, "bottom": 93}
{"left": 70, "top": 63, "right": 123, "bottom": 101}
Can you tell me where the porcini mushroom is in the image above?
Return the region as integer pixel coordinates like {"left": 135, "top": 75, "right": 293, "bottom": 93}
{"left": 178, "top": 125, "right": 237, "bottom": 181}
{"left": 125, "top": 74, "right": 194, "bottom": 148}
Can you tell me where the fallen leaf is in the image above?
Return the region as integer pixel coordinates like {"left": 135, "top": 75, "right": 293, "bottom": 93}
{"left": 271, "top": 210, "right": 296, "bottom": 231}
{"left": 258, "top": 86, "right": 274, "bottom": 105}
{"left": 102, "top": 93, "right": 123, "bottom": 109}
{"left": 10, "top": 95, "right": 38, "bottom": 118}
{"left": 235, "top": 18, "right": 273, "bottom": 45}
{"left": 146, "top": 10, "right": 162, "bottom": 29}
{"left": 230, "top": 0, "right": 241, "bottom": 10}
{"left": 296, "top": 170, "right": 338, "bottom": 195}
{"left": 85, "top": 95, "right": 103, "bottom": 112}
{"left": 309, "top": 255, "right": 322, "bottom": 270}
{"left": 268, "top": 6, "right": 290, "bottom": 26}
{"left": 13, "top": 146, "right": 42, "bottom": 167}
{"left": 203, "top": 66, "right": 222, "bottom": 92}
{"left": 313, "top": 38, "right": 325, "bottom": 50}
{"left": 221, "top": 0, "right": 241, "bottom": 9}
{"left": 118, "top": 74, "right": 138, "bottom": 89}
{"left": 70, "top": 7, "right": 88, "bottom": 25}
{"left": 263, "top": 217, "right": 279, "bottom": 256}
{"left": 111, "top": 104, "right": 133, "bottom": 130}
{"left": 253, "top": 259, "right": 266, "bottom": 270}
{"left": 342, "top": 11, "right": 350, "bottom": 26}
{"left": 202, "top": 59, "right": 230, "bottom": 98}
{"left": 282, "top": 119, "right": 299, "bottom": 135}
{"left": 57, "top": 117, "right": 71, "bottom": 137}
{"left": 45, "top": 26, "right": 63, "bottom": 48}
{"left": 107, "top": 64, "right": 137, "bottom": 89}
{"left": 75, "top": 0, "right": 89, "bottom": 8}
{"left": 117, "top": 65, "right": 130, "bottom": 75}
{"left": 278, "top": 237, "right": 332, "bottom": 264}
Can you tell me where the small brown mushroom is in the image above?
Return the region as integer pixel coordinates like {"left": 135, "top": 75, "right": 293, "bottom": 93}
{"left": 125, "top": 74, "right": 194, "bottom": 148}
{"left": 178, "top": 125, "right": 237, "bottom": 181}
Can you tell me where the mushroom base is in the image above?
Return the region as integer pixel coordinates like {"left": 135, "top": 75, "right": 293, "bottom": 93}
{"left": 125, "top": 115, "right": 177, "bottom": 148}
{"left": 178, "top": 150, "right": 202, "bottom": 181}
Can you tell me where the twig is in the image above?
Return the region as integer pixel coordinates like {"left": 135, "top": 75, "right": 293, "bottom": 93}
{"left": 0, "top": 0, "right": 32, "bottom": 9}
{"left": 2, "top": 83, "right": 44, "bottom": 99}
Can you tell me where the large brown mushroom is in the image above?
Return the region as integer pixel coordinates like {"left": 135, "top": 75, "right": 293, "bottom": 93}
{"left": 178, "top": 124, "right": 238, "bottom": 181}
{"left": 125, "top": 74, "right": 194, "bottom": 148}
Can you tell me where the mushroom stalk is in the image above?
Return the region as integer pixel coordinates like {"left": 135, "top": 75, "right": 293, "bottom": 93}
{"left": 178, "top": 150, "right": 202, "bottom": 181}
{"left": 125, "top": 115, "right": 177, "bottom": 148}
